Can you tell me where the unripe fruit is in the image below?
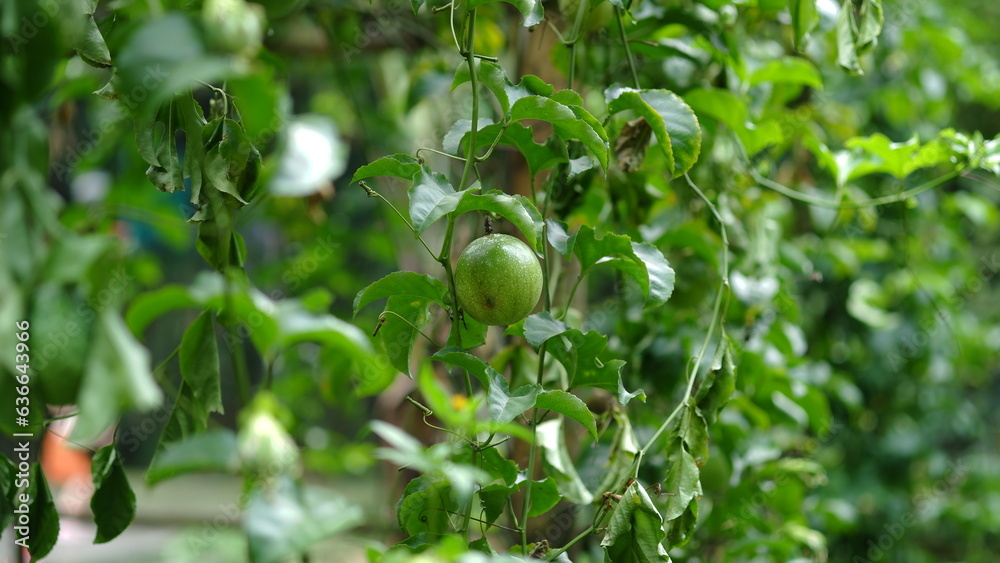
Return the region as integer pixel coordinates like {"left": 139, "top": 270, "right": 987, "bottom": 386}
{"left": 454, "top": 234, "right": 543, "bottom": 326}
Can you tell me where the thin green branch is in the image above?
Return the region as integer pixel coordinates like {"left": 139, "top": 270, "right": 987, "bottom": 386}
{"left": 360, "top": 181, "right": 437, "bottom": 258}
{"left": 750, "top": 167, "right": 962, "bottom": 209}
{"left": 616, "top": 7, "right": 641, "bottom": 89}
{"left": 559, "top": 270, "right": 588, "bottom": 320}
{"left": 567, "top": 0, "right": 589, "bottom": 89}
{"left": 416, "top": 147, "right": 468, "bottom": 163}
{"left": 640, "top": 175, "right": 730, "bottom": 453}
{"left": 458, "top": 9, "right": 480, "bottom": 191}
{"left": 375, "top": 311, "right": 443, "bottom": 348}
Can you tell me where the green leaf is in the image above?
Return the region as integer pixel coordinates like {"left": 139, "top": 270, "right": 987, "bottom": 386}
{"left": 510, "top": 96, "right": 609, "bottom": 169}
{"left": 534, "top": 390, "right": 598, "bottom": 440}
{"left": 661, "top": 445, "right": 702, "bottom": 521}
{"left": 145, "top": 100, "right": 183, "bottom": 193}
{"left": 0, "top": 455, "right": 15, "bottom": 532}
{"left": 480, "top": 447, "right": 519, "bottom": 486}
{"left": 594, "top": 410, "right": 640, "bottom": 497}
{"left": 432, "top": 348, "right": 540, "bottom": 424}
{"left": 664, "top": 499, "right": 698, "bottom": 549}
{"left": 697, "top": 334, "right": 737, "bottom": 425}
{"left": 844, "top": 134, "right": 951, "bottom": 180}
{"left": 467, "top": 123, "right": 568, "bottom": 177}
{"left": 146, "top": 429, "right": 240, "bottom": 485}
{"left": 226, "top": 73, "right": 283, "bottom": 143}
{"left": 571, "top": 226, "right": 675, "bottom": 309}
{"left": 523, "top": 313, "right": 645, "bottom": 405}
{"left": 351, "top": 153, "right": 423, "bottom": 183}
{"left": 443, "top": 118, "right": 495, "bottom": 155}
{"left": 116, "top": 14, "right": 233, "bottom": 112}
{"left": 479, "top": 482, "right": 517, "bottom": 526}
{"left": 600, "top": 480, "right": 670, "bottom": 562}
{"left": 26, "top": 463, "right": 60, "bottom": 560}
{"left": 452, "top": 61, "right": 553, "bottom": 116}
{"left": 678, "top": 406, "right": 709, "bottom": 464}
{"left": 90, "top": 445, "right": 136, "bottom": 543}
{"left": 276, "top": 302, "right": 375, "bottom": 354}
{"left": 454, "top": 191, "right": 542, "bottom": 250}
{"left": 354, "top": 272, "right": 446, "bottom": 376}
{"left": 74, "top": 310, "right": 162, "bottom": 443}
{"left": 606, "top": 87, "right": 701, "bottom": 177}
{"left": 684, "top": 88, "right": 748, "bottom": 133}
{"left": 468, "top": 0, "right": 543, "bottom": 27}
{"left": 536, "top": 418, "right": 592, "bottom": 503}
{"left": 42, "top": 233, "right": 115, "bottom": 284}
{"left": 856, "top": 0, "right": 884, "bottom": 53}
{"left": 487, "top": 373, "right": 540, "bottom": 425}
{"left": 522, "top": 311, "right": 570, "bottom": 349}
{"left": 153, "top": 380, "right": 209, "bottom": 455}
{"left": 527, "top": 476, "right": 562, "bottom": 517}
{"left": 178, "top": 93, "right": 208, "bottom": 205}
{"left": 409, "top": 167, "right": 470, "bottom": 233}
{"left": 379, "top": 295, "right": 434, "bottom": 377}
{"left": 836, "top": 0, "right": 862, "bottom": 74}
{"left": 789, "top": 0, "right": 819, "bottom": 51}
{"left": 397, "top": 475, "right": 454, "bottom": 535}
{"left": 749, "top": 57, "right": 823, "bottom": 88}
{"left": 546, "top": 219, "right": 573, "bottom": 258}
{"left": 245, "top": 476, "right": 363, "bottom": 563}
{"left": 179, "top": 311, "right": 224, "bottom": 415}
{"left": 354, "top": 271, "right": 449, "bottom": 316}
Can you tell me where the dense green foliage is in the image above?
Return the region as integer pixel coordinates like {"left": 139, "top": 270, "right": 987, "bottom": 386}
{"left": 2, "top": 0, "right": 999, "bottom": 562}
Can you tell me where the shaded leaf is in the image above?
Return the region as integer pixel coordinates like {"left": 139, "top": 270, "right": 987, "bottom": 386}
{"left": 245, "top": 476, "right": 362, "bottom": 563}
{"left": 397, "top": 474, "right": 454, "bottom": 535}
{"left": 74, "top": 310, "right": 162, "bottom": 442}
{"left": 789, "top": 0, "right": 819, "bottom": 51}
{"left": 179, "top": 311, "right": 223, "bottom": 414}
{"left": 600, "top": 480, "right": 670, "bottom": 562}
{"left": 661, "top": 445, "right": 702, "bottom": 521}
{"left": 146, "top": 429, "right": 240, "bottom": 485}
{"left": 26, "top": 464, "right": 60, "bottom": 559}
{"left": 537, "top": 418, "right": 592, "bottom": 503}
{"left": 90, "top": 445, "right": 136, "bottom": 543}
{"left": 836, "top": 0, "right": 862, "bottom": 74}
{"left": 749, "top": 57, "right": 823, "bottom": 88}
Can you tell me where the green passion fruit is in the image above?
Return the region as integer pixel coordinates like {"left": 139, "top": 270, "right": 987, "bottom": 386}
{"left": 454, "top": 234, "right": 543, "bottom": 326}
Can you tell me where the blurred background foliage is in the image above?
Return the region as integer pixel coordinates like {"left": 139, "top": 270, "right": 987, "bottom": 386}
{"left": 1, "top": 0, "right": 999, "bottom": 561}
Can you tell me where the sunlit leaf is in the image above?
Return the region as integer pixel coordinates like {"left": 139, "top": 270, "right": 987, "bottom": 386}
{"left": 606, "top": 86, "right": 701, "bottom": 177}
